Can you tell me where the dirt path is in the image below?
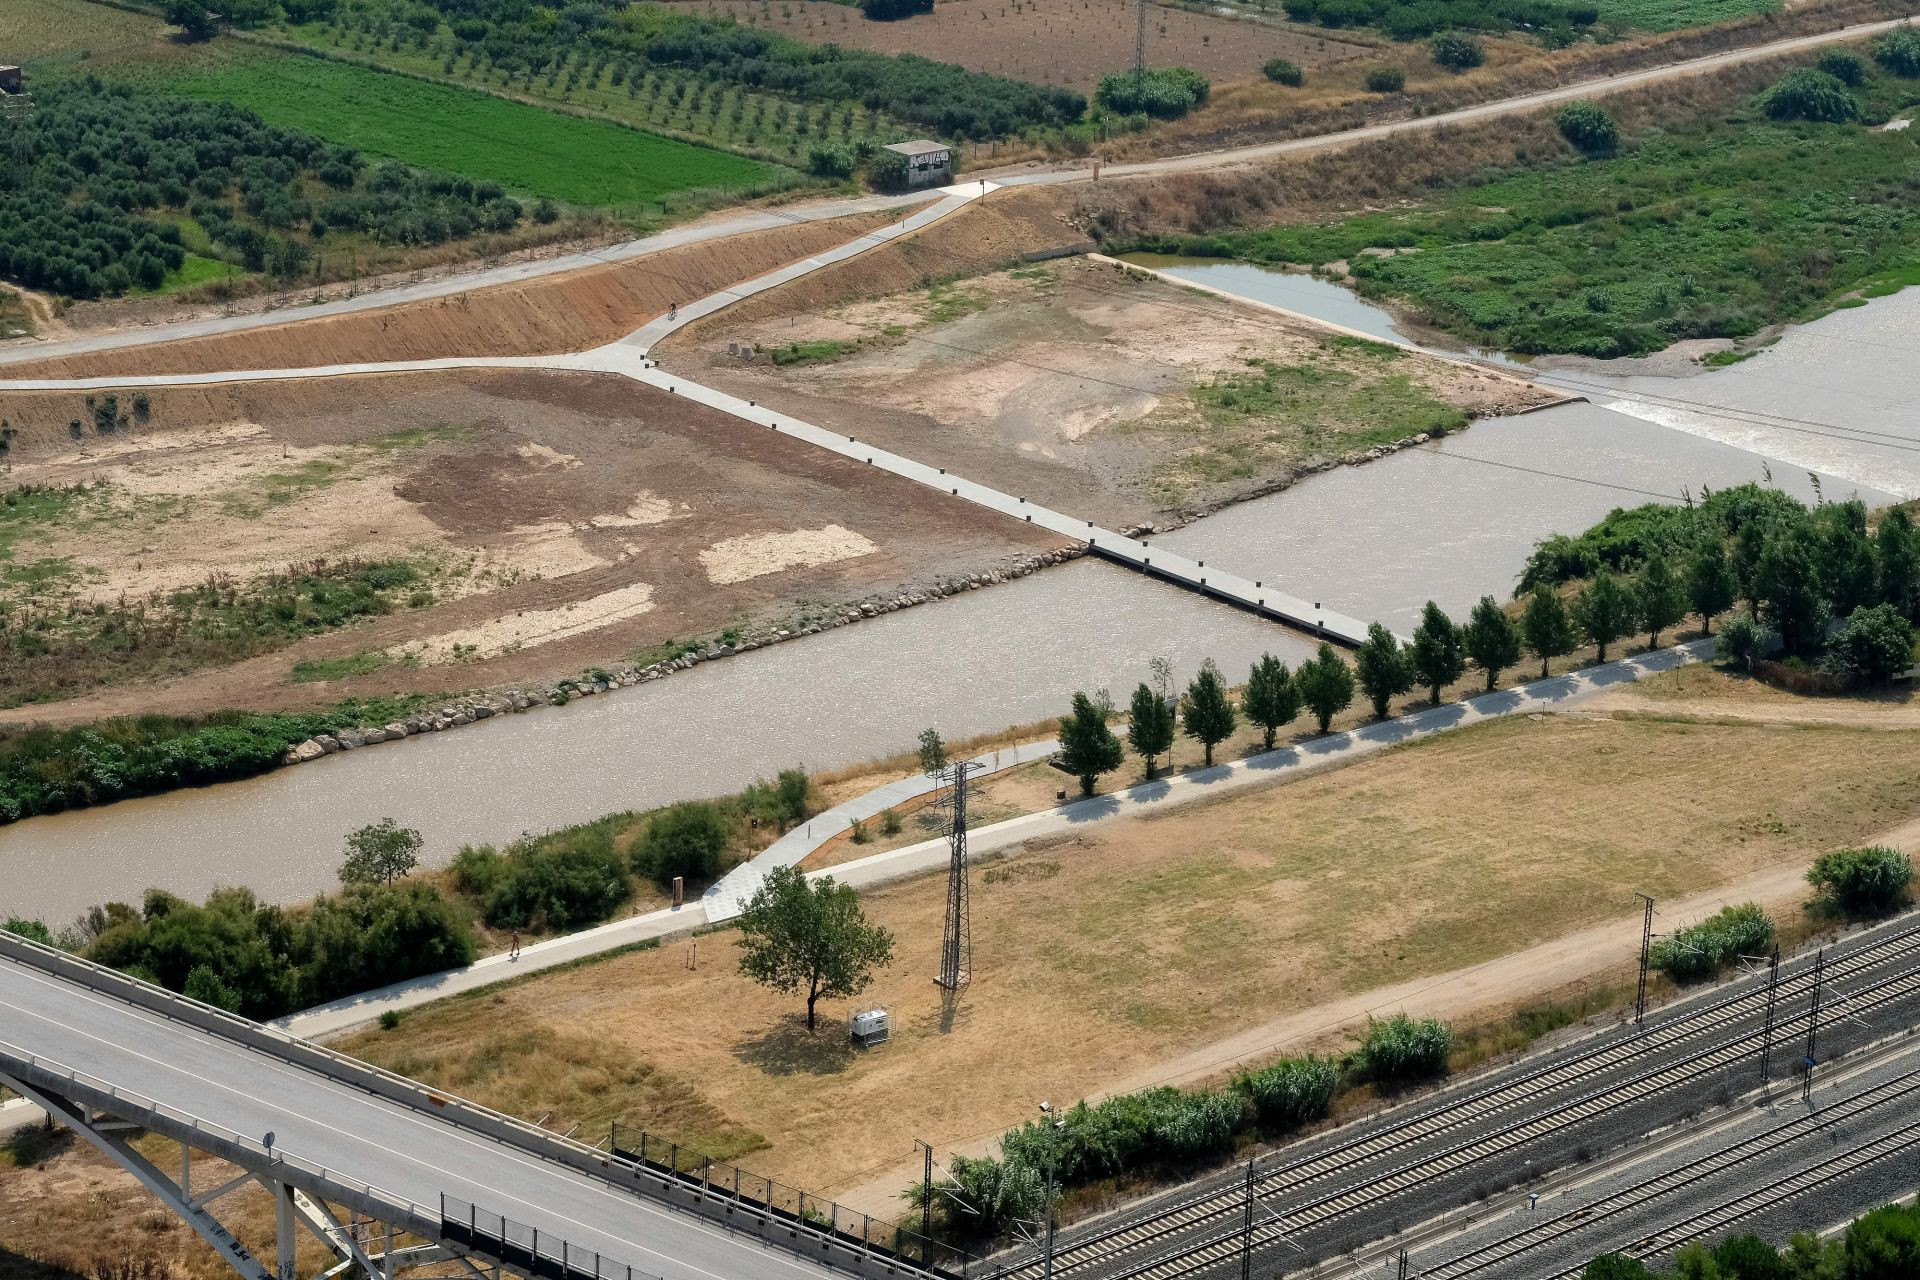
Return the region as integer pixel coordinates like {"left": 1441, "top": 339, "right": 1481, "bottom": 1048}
{"left": 829, "top": 815, "right": 1920, "bottom": 1214}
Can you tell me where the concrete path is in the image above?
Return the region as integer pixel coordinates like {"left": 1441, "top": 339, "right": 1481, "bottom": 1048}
{"left": 274, "top": 639, "right": 1710, "bottom": 1042}
{"left": 1, "top": 15, "right": 1905, "bottom": 372}
{"left": 701, "top": 736, "right": 1057, "bottom": 922}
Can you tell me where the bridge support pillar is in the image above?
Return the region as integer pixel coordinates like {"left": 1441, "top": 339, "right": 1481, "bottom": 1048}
{"left": 276, "top": 1180, "right": 298, "bottom": 1280}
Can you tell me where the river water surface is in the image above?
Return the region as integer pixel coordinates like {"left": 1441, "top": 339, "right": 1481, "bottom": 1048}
{"left": 4, "top": 275, "right": 1910, "bottom": 922}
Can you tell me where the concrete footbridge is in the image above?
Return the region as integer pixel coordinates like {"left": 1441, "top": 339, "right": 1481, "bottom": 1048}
{"left": 0, "top": 931, "right": 961, "bottom": 1280}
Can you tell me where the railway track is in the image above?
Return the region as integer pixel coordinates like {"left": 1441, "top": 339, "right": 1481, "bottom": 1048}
{"left": 1543, "top": 1102, "right": 1920, "bottom": 1279}
{"left": 1425, "top": 1068, "right": 1920, "bottom": 1278}
{"left": 991, "top": 920, "right": 1920, "bottom": 1280}
{"left": 1099, "top": 962, "right": 1920, "bottom": 1280}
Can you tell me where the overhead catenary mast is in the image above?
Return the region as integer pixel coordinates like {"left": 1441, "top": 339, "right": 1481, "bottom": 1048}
{"left": 935, "top": 758, "right": 980, "bottom": 990}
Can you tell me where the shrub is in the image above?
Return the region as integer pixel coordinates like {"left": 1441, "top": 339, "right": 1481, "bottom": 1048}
{"left": 866, "top": 148, "right": 910, "bottom": 192}
{"left": 1236, "top": 1057, "right": 1337, "bottom": 1129}
{"left": 1359, "top": 1014, "right": 1453, "bottom": 1087}
{"left": 1430, "top": 34, "right": 1483, "bottom": 72}
{"left": 478, "top": 839, "right": 631, "bottom": 930}
{"left": 1715, "top": 613, "right": 1778, "bottom": 666}
{"left": 378, "top": 1008, "right": 402, "bottom": 1030}
{"left": 1822, "top": 603, "right": 1917, "bottom": 686}
{"left": 939, "top": 1154, "right": 1043, "bottom": 1237}
{"left": 1759, "top": 69, "right": 1860, "bottom": 123}
{"left": 808, "top": 142, "right": 855, "bottom": 179}
{"left": 631, "top": 800, "right": 732, "bottom": 886}
{"left": 1807, "top": 846, "right": 1914, "bottom": 917}
{"left": 1873, "top": 25, "right": 1920, "bottom": 77}
{"left": 1262, "top": 57, "right": 1304, "bottom": 86}
{"left": 4, "top": 917, "right": 53, "bottom": 945}
{"left": 1364, "top": 66, "right": 1406, "bottom": 94}
{"left": 1817, "top": 47, "right": 1868, "bottom": 86}
{"left": 1555, "top": 100, "right": 1619, "bottom": 155}
{"left": 1095, "top": 67, "right": 1211, "bottom": 120}
{"left": 1651, "top": 904, "right": 1774, "bottom": 984}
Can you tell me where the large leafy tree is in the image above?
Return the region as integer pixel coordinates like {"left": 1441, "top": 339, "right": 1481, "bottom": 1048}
{"left": 1523, "top": 584, "right": 1579, "bottom": 678}
{"left": 1127, "top": 682, "right": 1175, "bottom": 779}
{"left": 1824, "top": 604, "right": 1918, "bottom": 687}
{"left": 1295, "top": 643, "right": 1355, "bottom": 733}
{"left": 1876, "top": 507, "right": 1919, "bottom": 618}
{"left": 1242, "top": 654, "right": 1301, "bottom": 750}
{"left": 1574, "top": 568, "right": 1635, "bottom": 663}
{"left": 1354, "top": 623, "right": 1414, "bottom": 719}
{"left": 1409, "top": 602, "right": 1466, "bottom": 706}
{"left": 1636, "top": 553, "right": 1689, "bottom": 649}
{"left": 1182, "top": 663, "right": 1238, "bottom": 767}
{"left": 339, "top": 818, "right": 422, "bottom": 886}
{"left": 1058, "top": 691, "right": 1125, "bottom": 796}
{"left": 1754, "top": 528, "right": 1831, "bottom": 655}
{"left": 736, "top": 866, "right": 894, "bottom": 1032}
{"left": 1686, "top": 539, "right": 1737, "bottom": 636}
{"left": 1463, "top": 595, "right": 1522, "bottom": 692}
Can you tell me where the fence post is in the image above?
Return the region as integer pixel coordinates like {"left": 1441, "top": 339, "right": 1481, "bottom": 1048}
{"left": 640, "top": 1133, "right": 648, "bottom": 1166}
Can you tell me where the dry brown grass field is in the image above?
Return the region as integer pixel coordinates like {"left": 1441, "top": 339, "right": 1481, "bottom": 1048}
{"left": 315, "top": 677, "right": 1920, "bottom": 1203}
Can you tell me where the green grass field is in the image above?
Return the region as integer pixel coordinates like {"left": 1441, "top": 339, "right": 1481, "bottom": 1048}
{"left": 151, "top": 50, "right": 785, "bottom": 207}
{"left": 1590, "top": 0, "right": 1778, "bottom": 31}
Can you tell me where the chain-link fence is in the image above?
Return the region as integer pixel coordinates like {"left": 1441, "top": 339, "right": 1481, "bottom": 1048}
{"left": 442, "top": 1195, "right": 664, "bottom": 1280}
{"left": 609, "top": 1122, "right": 977, "bottom": 1277}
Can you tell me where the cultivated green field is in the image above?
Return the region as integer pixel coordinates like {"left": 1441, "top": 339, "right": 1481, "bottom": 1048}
{"left": 1, "top": 0, "right": 174, "bottom": 66}
{"left": 1590, "top": 0, "right": 1778, "bottom": 31}
{"left": 150, "top": 51, "right": 783, "bottom": 207}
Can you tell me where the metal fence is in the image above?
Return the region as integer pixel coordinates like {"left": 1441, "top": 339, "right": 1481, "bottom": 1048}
{"left": 608, "top": 1122, "right": 976, "bottom": 1278}
{"left": 442, "top": 1195, "right": 664, "bottom": 1280}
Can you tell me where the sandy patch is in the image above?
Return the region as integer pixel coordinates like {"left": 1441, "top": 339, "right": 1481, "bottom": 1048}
{"left": 588, "top": 490, "right": 682, "bottom": 529}
{"left": 698, "top": 524, "right": 876, "bottom": 585}
{"left": 517, "top": 441, "right": 581, "bottom": 470}
{"left": 492, "top": 521, "right": 609, "bottom": 579}
{"left": 399, "top": 581, "right": 657, "bottom": 664}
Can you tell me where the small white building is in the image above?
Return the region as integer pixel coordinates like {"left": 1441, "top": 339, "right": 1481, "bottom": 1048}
{"left": 883, "top": 139, "right": 952, "bottom": 189}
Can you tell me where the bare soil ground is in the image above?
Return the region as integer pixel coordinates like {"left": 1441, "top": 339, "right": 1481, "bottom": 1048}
{"left": 0, "top": 368, "right": 1059, "bottom": 721}
{"left": 669, "top": 250, "right": 1554, "bottom": 525}
{"left": 0, "top": 211, "right": 900, "bottom": 380}
{"left": 670, "top": 0, "right": 1375, "bottom": 92}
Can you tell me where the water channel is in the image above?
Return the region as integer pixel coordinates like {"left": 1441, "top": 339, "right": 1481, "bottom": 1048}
{"left": 3, "top": 272, "right": 1912, "bottom": 923}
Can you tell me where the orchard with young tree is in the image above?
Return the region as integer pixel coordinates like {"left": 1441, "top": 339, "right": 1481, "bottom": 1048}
{"left": 736, "top": 866, "right": 894, "bottom": 1032}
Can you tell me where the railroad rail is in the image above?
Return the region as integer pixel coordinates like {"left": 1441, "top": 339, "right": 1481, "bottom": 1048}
{"left": 987, "top": 918, "right": 1920, "bottom": 1280}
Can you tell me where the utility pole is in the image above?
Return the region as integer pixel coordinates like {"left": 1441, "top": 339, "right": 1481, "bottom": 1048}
{"left": 1241, "top": 1158, "right": 1255, "bottom": 1280}
{"left": 1802, "top": 947, "right": 1825, "bottom": 1105}
{"left": 1758, "top": 946, "right": 1781, "bottom": 1081}
{"left": 1398, "top": 1249, "right": 1411, "bottom": 1280}
{"left": 1634, "top": 893, "right": 1655, "bottom": 1029}
{"left": 914, "top": 1138, "right": 934, "bottom": 1272}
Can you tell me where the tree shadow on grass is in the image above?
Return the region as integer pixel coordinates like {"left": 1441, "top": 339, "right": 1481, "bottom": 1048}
{"left": 0, "top": 1248, "right": 86, "bottom": 1280}
{"left": 733, "top": 1013, "right": 858, "bottom": 1077}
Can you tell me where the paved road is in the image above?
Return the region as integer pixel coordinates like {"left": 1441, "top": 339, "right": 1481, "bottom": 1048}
{"left": 0, "top": 953, "right": 843, "bottom": 1280}
{"left": 0, "top": 14, "right": 1907, "bottom": 371}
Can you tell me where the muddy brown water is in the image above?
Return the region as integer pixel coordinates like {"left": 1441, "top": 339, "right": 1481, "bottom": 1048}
{"left": 2, "top": 290, "right": 1909, "bottom": 922}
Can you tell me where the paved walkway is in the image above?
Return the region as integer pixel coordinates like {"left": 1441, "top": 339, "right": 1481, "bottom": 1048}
{"left": 274, "top": 639, "right": 1710, "bottom": 1041}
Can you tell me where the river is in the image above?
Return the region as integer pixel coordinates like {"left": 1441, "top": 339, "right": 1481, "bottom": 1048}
{"left": 2, "top": 277, "right": 1909, "bottom": 923}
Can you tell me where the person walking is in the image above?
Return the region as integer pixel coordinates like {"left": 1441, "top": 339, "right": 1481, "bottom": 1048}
{"left": 509, "top": 930, "right": 521, "bottom": 961}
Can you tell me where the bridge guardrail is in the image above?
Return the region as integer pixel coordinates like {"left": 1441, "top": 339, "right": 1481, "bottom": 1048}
{"left": 441, "top": 1195, "right": 662, "bottom": 1280}
{"left": 0, "top": 1036, "right": 434, "bottom": 1234}
{"left": 0, "top": 930, "right": 948, "bottom": 1278}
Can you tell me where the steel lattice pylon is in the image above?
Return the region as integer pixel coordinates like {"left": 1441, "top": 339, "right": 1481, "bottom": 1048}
{"left": 936, "top": 759, "right": 978, "bottom": 990}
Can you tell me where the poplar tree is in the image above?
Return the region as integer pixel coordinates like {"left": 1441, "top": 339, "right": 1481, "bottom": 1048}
{"left": 1295, "top": 643, "right": 1356, "bottom": 734}
{"left": 1243, "top": 654, "right": 1301, "bottom": 751}
{"left": 1058, "top": 691, "right": 1124, "bottom": 796}
{"left": 1523, "top": 584, "right": 1579, "bottom": 678}
{"left": 1355, "top": 622, "right": 1414, "bottom": 719}
{"left": 1686, "top": 540, "right": 1737, "bottom": 636}
{"left": 1127, "top": 682, "right": 1175, "bottom": 779}
{"left": 1463, "top": 595, "right": 1522, "bottom": 691}
{"left": 1637, "top": 553, "right": 1689, "bottom": 649}
{"left": 1181, "top": 663, "right": 1237, "bottom": 767}
{"left": 1409, "top": 602, "right": 1467, "bottom": 706}
{"left": 1575, "top": 568, "right": 1635, "bottom": 662}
